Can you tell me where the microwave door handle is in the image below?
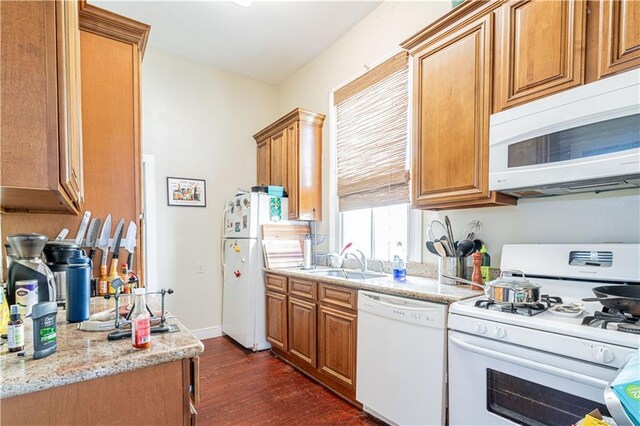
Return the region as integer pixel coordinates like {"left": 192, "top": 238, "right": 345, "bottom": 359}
{"left": 449, "top": 335, "right": 609, "bottom": 389}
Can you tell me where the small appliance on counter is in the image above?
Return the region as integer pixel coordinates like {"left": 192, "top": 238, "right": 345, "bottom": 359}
{"left": 6, "top": 234, "right": 56, "bottom": 306}
{"left": 43, "top": 241, "right": 83, "bottom": 302}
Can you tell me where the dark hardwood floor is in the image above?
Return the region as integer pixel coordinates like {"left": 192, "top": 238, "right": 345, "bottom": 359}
{"left": 197, "top": 336, "right": 382, "bottom": 425}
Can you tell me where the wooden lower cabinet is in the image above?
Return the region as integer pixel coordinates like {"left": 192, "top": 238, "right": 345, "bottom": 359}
{"left": 266, "top": 290, "right": 288, "bottom": 351}
{"left": 1, "top": 358, "right": 199, "bottom": 426}
{"left": 288, "top": 296, "right": 316, "bottom": 368}
{"left": 265, "top": 274, "right": 359, "bottom": 403}
{"left": 317, "top": 305, "right": 357, "bottom": 391}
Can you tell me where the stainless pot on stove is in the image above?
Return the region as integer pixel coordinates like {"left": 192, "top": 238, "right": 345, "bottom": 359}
{"left": 442, "top": 269, "right": 542, "bottom": 304}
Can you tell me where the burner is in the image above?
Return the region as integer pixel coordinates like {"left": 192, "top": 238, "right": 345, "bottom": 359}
{"left": 582, "top": 309, "right": 640, "bottom": 333}
{"left": 473, "top": 295, "right": 563, "bottom": 317}
{"left": 618, "top": 323, "right": 640, "bottom": 334}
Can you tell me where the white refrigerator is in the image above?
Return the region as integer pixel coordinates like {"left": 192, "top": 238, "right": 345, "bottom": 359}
{"left": 222, "top": 192, "right": 289, "bottom": 351}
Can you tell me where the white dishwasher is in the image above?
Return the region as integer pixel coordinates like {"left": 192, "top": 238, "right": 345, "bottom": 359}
{"left": 356, "top": 290, "right": 448, "bottom": 426}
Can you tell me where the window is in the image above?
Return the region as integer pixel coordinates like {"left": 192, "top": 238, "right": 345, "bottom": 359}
{"left": 341, "top": 204, "right": 409, "bottom": 261}
{"left": 333, "top": 51, "right": 416, "bottom": 261}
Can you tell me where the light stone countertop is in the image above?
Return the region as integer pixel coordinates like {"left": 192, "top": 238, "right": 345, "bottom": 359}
{"left": 265, "top": 267, "right": 483, "bottom": 304}
{"left": 0, "top": 297, "right": 204, "bottom": 399}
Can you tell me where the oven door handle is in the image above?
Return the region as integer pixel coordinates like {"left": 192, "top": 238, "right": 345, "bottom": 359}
{"left": 449, "top": 335, "right": 609, "bottom": 389}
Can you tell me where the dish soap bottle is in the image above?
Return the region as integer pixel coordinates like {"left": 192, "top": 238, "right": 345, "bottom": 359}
{"left": 393, "top": 242, "right": 407, "bottom": 282}
{"left": 131, "top": 288, "right": 151, "bottom": 350}
{"left": 480, "top": 244, "right": 491, "bottom": 283}
{"left": 0, "top": 285, "right": 10, "bottom": 334}
{"left": 7, "top": 304, "right": 24, "bottom": 353}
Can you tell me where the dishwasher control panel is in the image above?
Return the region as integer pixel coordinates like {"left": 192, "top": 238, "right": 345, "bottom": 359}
{"left": 358, "top": 290, "right": 447, "bottom": 328}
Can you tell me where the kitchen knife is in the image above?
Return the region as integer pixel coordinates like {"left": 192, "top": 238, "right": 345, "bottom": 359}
{"left": 124, "top": 221, "right": 137, "bottom": 271}
{"left": 110, "top": 219, "right": 126, "bottom": 265}
{"left": 55, "top": 228, "right": 69, "bottom": 241}
{"left": 85, "top": 218, "right": 102, "bottom": 261}
{"left": 74, "top": 211, "right": 92, "bottom": 245}
{"left": 98, "top": 214, "right": 112, "bottom": 266}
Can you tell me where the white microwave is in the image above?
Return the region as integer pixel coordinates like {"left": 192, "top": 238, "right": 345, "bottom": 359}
{"left": 489, "top": 69, "right": 640, "bottom": 198}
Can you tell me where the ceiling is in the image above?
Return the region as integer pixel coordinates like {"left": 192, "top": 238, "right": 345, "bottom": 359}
{"left": 92, "top": 1, "right": 381, "bottom": 85}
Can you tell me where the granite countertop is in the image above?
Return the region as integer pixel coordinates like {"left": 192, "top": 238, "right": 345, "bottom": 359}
{"left": 0, "top": 297, "right": 204, "bottom": 399}
{"left": 265, "top": 267, "right": 483, "bottom": 304}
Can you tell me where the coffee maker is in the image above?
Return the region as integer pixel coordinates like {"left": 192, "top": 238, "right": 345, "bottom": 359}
{"left": 6, "top": 234, "right": 56, "bottom": 305}
{"left": 43, "top": 241, "right": 82, "bottom": 301}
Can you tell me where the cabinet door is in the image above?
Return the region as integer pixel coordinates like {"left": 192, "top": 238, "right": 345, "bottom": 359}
{"left": 257, "top": 139, "right": 270, "bottom": 186}
{"left": 288, "top": 296, "right": 316, "bottom": 368}
{"left": 269, "top": 130, "right": 287, "bottom": 187}
{"left": 317, "top": 305, "right": 357, "bottom": 390}
{"left": 265, "top": 291, "right": 287, "bottom": 351}
{"left": 595, "top": 0, "right": 640, "bottom": 78}
{"left": 286, "top": 122, "right": 299, "bottom": 219}
{"left": 412, "top": 14, "right": 493, "bottom": 207}
{"left": 57, "top": 0, "right": 84, "bottom": 207}
{"left": 494, "top": 0, "right": 586, "bottom": 112}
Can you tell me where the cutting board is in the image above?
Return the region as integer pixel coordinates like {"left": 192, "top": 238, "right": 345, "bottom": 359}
{"left": 263, "top": 239, "right": 303, "bottom": 269}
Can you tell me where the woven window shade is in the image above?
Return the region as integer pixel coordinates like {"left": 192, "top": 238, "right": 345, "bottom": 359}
{"left": 336, "top": 57, "right": 409, "bottom": 212}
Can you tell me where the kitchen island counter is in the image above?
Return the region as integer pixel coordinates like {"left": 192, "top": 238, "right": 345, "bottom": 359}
{"left": 0, "top": 297, "right": 202, "bottom": 426}
{"left": 264, "top": 267, "right": 482, "bottom": 304}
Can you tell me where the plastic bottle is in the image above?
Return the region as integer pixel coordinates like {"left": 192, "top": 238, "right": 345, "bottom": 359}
{"left": 480, "top": 245, "right": 491, "bottom": 283}
{"left": 98, "top": 264, "right": 108, "bottom": 296}
{"left": 7, "top": 304, "right": 24, "bottom": 353}
{"left": 131, "top": 288, "right": 151, "bottom": 350}
{"left": 392, "top": 242, "right": 407, "bottom": 282}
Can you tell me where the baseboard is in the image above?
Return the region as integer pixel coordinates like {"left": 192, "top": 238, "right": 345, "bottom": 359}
{"left": 190, "top": 325, "right": 223, "bottom": 340}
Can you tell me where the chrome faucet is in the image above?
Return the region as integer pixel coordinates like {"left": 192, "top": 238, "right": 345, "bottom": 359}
{"left": 346, "top": 249, "right": 367, "bottom": 272}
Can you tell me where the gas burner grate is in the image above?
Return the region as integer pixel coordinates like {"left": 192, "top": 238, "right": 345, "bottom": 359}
{"left": 581, "top": 309, "right": 640, "bottom": 332}
{"left": 473, "top": 295, "right": 563, "bottom": 317}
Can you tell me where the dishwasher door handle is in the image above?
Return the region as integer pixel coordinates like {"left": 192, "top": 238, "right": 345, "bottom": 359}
{"left": 449, "top": 335, "right": 609, "bottom": 389}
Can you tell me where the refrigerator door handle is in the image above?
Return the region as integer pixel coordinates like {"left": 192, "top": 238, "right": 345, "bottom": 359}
{"left": 221, "top": 204, "right": 227, "bottom": 277}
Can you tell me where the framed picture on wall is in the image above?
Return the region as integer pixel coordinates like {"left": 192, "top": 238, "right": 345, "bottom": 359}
{"left": 167, "top": 177, "right": 207, "bottom": 207}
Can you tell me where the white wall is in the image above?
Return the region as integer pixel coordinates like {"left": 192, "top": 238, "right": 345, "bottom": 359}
{"left": 142, "top": 48, "right": 278, "bottom": 334}
{"left": 276, "top": 0, "right": 640, "bottom": 267}
{"left": 277, "top": 0, "right": 452, "bottom": 251}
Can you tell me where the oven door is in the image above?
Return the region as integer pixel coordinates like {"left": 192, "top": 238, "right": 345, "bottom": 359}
{"left": 448, "top": 330, "right": 615, "bottom": 426}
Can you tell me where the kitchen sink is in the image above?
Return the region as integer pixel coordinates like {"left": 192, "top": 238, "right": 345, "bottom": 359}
{"left": 308, "top": 269, "right": 386, "bottom": 280}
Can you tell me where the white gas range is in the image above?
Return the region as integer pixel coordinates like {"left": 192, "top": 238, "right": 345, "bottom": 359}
{"left": 448, "top": 244, "right": 640, "bottom": 426}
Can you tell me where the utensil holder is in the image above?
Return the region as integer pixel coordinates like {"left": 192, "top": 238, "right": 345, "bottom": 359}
{"left": 438, "top": 257, "right": 467, "bottom": 286}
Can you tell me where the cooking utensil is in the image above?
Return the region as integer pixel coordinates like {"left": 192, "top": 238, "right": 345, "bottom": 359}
{"left": 74, "top": 211, "right": 92, "bottom": 245}
{"left": 425, "top": 241, "right": 439, "bottom": 255}
{"left": 124, "top": 221, "right": 137, "bottom": 271}
{"left": 98, "top": 214, "right": 112, "bottom": 267}
{"left": 339, "top": 242, "right": 352, "bottom": 257}
{"left": 442, "top": 270, "right": 542, "bottom": 304}
{"left": 456, "top": 239, "right": 475, "bottom": 257}
{"left": 473, "top": 239, "right": 483, "bottom": 252}
{"left": 55, "top": 229, "right": 69, "bottom": 241}
{"left": 85, "top": 218, "right": 101, "bottom": 262}
{"left": 444, "top": 216, "right": 456, "bottom": 252}
{"left": 430, "top": 220, "right": 454, "bottom": 254}
{"left": 463, "top": 220, "right": 482, "bottom": 240}
{"left": 433, "top": 241, "right": 448, "bottom": 257}
{"left": 582, "top": 285, "right": 640, "bottom": 316}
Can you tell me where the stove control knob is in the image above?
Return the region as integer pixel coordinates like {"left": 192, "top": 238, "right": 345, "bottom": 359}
{"left": 593, "top": 346, "right": 614, "bottom": 364}
{"left": 493, "top": 326, "right": 507, "bottom": 339}
{"left": 473, "top": 322, "right": 487, "bottom": 334}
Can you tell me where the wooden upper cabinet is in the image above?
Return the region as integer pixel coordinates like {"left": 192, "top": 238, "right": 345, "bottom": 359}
{"left": 254, "top": 108, "right": 325, "bottom": 220}
{"left": 256, "top": 139, "right": 270, "bottom": 186}
{"left": 588, "top": 0, "right": 640, "bottom": 81}
{"left": 1, "top": 0, "right": 83, "bottom": 214}
{"left": 58, "top": 0, "right": 84, "bottom": 207}
{"left": 493, "top": 0, "right": 586, "bottom": 112}
{"left": 405, "top": 10, "right": 516, "bottom": 209}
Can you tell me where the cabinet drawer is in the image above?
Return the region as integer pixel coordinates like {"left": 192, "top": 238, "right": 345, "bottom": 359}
{"left": 265, "top": 274, "right": 287, "bottom": 293}
{"left": 289, "top": 278, "right": 317, "bottom": 300}
{"left": 318, "top": 284, "right": 357, "bottom": 310}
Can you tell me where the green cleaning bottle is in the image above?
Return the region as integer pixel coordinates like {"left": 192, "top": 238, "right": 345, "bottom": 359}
{"left": 480, "top": 245, "right": 491, "bottom": 283}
